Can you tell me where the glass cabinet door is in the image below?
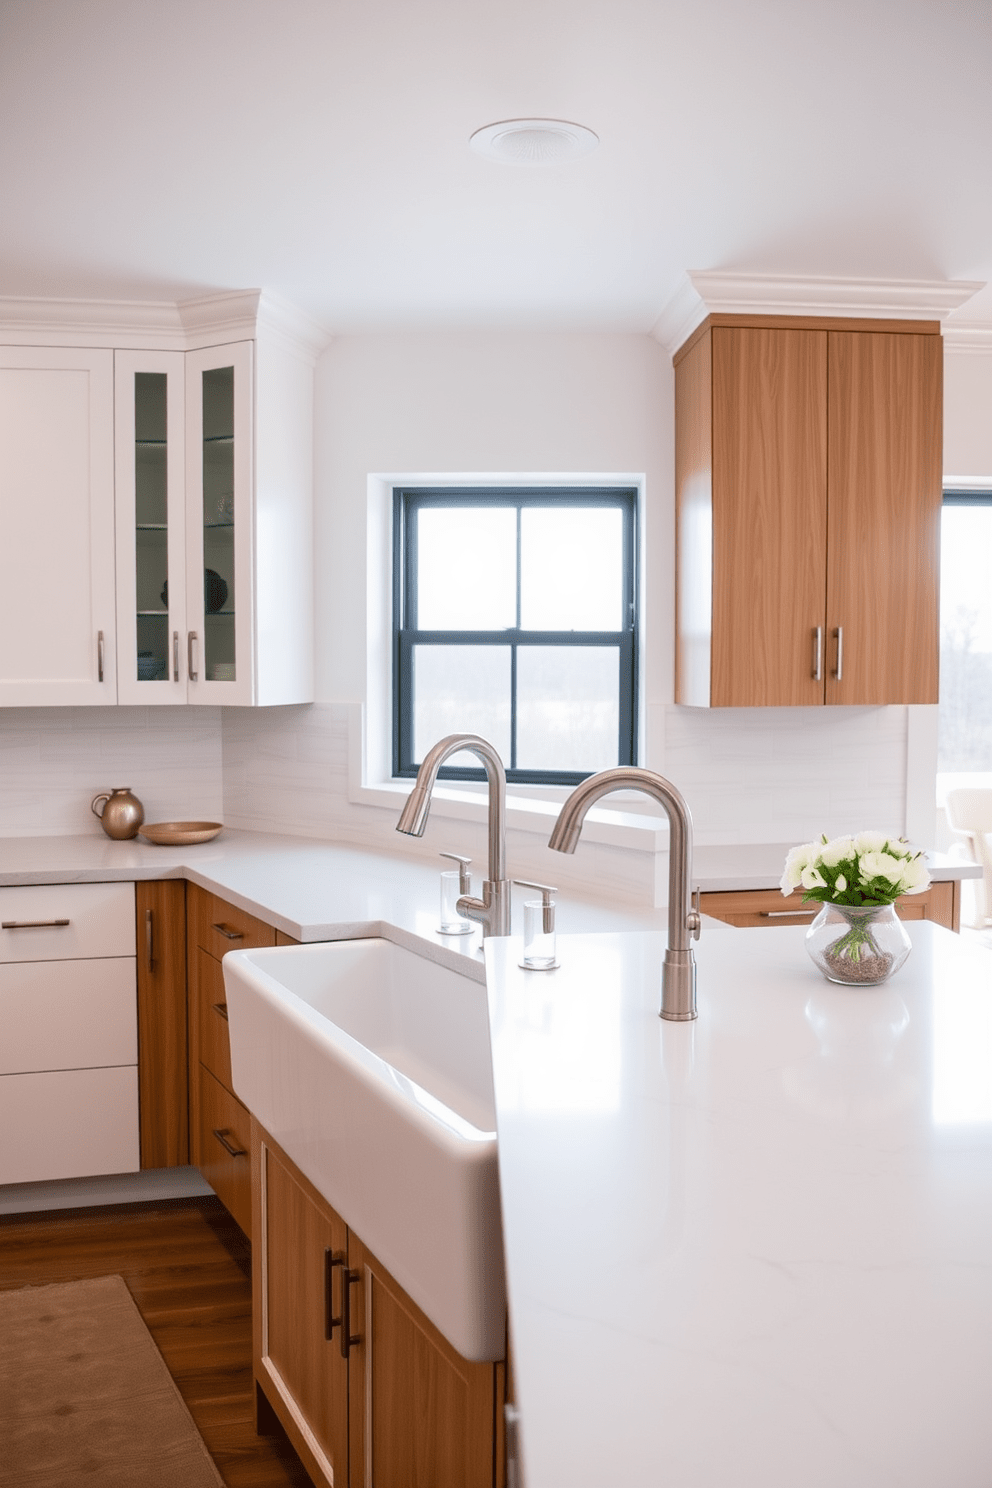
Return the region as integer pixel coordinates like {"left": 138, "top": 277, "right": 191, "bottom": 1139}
{"left": 185, "top": 342, "right": 253, "bottom": 703}
{"left": 114, "top": 350, "right": 186, "bottom": 704}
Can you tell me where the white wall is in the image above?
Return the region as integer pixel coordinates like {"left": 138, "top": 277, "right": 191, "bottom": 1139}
{"left": 221, "top": 329, "right": 942, "bottom": 902}
{"left": 0, "top": 707, "right": 223, "bottom": 836}
{"left": 944, "top": 343, "right": 992, "bottom": 481}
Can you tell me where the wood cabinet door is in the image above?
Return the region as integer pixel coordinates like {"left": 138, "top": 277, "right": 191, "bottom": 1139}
{"left": 254, "top": 1127, "right": 349, "bottom": 1488}
{"left": 826, "top": 330, "right": 942, "bottom": 705}
{"left": 135, "top": 879, "right": 189, "bottom": 1168}
{"left": 347, "top": 1230, "right": 500, "bottom": 1488}
{"left": 710, "top": 326, "right": 828, "bottom": 707}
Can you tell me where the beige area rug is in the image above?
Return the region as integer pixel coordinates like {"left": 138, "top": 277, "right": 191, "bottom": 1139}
{"left": 0, "top": 1274, "right": 224, "bottom": 1487}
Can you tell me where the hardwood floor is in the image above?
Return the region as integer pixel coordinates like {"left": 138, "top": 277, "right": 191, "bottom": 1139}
{"left": 0, "top": 1195, "right": 314, "bottom": 1488}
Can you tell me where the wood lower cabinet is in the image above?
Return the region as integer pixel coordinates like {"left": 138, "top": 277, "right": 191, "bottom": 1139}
{"left": 135, "top": 879, "right": 189, "bottom": 1168}
{"left": 675, "top": 315, "right": 942, "bottom": 708}
{"left": 253, "top": 1122, "right": 505, "bottom": 1488}
{"left": 187, "top": 884, "right": 280, "bottom": 1238}
{"left": 701, "top": 878, "right": 959, "bottom": 931}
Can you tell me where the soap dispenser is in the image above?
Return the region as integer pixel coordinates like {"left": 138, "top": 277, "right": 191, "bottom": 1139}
{"left": 513, "top": 880, "right": 558, "bottom": 969}
{"left": 438, "top": 852, "right": 474, "bottom": 935}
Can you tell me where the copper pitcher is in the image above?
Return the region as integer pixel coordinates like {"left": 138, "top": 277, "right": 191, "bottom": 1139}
{"left": 91, "top": 787, "right": 144, "bottom": 840}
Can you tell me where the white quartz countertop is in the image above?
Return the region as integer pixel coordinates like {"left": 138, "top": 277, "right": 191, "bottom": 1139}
{"left": 0, "top": 829, "right": 677, "bottom": 979}
{"left": 485, "top": 922, "right": 992, "bottom": 1487}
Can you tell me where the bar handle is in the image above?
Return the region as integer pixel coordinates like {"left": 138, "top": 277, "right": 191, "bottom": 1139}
{"left": 145, "top": 907, "right": 154, "bottom": 970}
{"left": 340, "top": 1267, "right": 361, "bottom": 1359}
{"left": 832, "top": 625, "right": 843, "bottom": 682}
{"left": 760, "top": 909, "right": 818, "bottom": 919}
{"left": 98, "top": 630, "right": 105, "bottom": 683}
{"left": 212, "top": 922, "right": 245, "bottom": 940}
{"left": 324, "top": 1249, "right": 343, "bottom": 1340}
{"left": 173, "top": 630, "right": 180, "bottom": 683}
{"left": 211, "top": 1128, "right": 247, "bottom": 1159}
{"left": 2, "top": 918, "right": 70, "bottom": 930}
{"left": 211, "top": 1001, "right": 229, "bottom": 1022}
{"left": 188, "top": 630, "right": 198, "bottom": 682}
{"left": 812, "top": 625, "right": 822, "bottom": 682}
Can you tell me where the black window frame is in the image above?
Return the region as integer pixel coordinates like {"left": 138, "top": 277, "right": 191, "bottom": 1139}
{"left": 392, "top": 485, "right": 639, "bottom": 786}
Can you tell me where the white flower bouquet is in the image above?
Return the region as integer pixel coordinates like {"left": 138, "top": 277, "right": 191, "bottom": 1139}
{"left": 781, "top": 832, "right": 929, "bottom": 979}
{"left": 780, "top": 831, "right": 930, "bottom": 906}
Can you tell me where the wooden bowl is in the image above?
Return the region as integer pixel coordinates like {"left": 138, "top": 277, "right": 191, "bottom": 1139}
{"left": 139, "top": 821, "right": 223, "bottom": 846}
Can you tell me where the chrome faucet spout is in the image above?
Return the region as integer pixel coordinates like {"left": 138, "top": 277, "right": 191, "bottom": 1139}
{"left": 396, "top": 733, "right": 510, "bottom": 938}
{"left": 548, "top": 767, "right": 700, "bottom": 1020}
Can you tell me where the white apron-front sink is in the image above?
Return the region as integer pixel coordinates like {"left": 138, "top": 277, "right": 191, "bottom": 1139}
{"left": 223, "top": 936, "right": 504, "bottom": 1362}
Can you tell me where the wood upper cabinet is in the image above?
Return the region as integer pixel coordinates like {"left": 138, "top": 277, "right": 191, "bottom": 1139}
{"left": 675, "top": 316, "right": 943, "bottom": 708}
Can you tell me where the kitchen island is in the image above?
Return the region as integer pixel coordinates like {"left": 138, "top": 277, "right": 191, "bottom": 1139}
{"left": 486, "top": 922, "right": 992, "bottom": 1488}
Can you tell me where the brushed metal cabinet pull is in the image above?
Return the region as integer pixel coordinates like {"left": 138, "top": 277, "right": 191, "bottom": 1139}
{"left": 188, "top": 630, "right": 198, "bottom": 682}
{"left": 812, "top": 626, "right": 823, "bottom": 682}
{"left": 98, "top": 630, "right": 105, "bottom": 683}
{"left": 173, "top": 630, "right": 180, "bottom": 683}
{"left": 211, "top": 1001, "right": 229, "bottom": 1022}
{"left": 145, "top": 907, "right": 154, "bottom": 970}
{"left": 832, "top": 625, "right": 844, "bottom": 682}
{"left": 212, "top": 922, "right": 245, "bottom": 940}
{"left": 759, "top": 909, "right": 817, "bottom": 919}
{"left": 2, "top": 918, "right": 71, "bottom": 930}
{"left": 211, "top": 1128, "right": 247, "bottom": 1159}
{"left": 340, "top": 1267, "right": 361, "bottom": 1359}
{"left": 324, "top": 1249, "right": 343, "bottom": 1341}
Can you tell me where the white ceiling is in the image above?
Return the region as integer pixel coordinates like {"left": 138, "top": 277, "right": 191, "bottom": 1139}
{"left": 2, "top": 0, "right": 990, "bottom": 334}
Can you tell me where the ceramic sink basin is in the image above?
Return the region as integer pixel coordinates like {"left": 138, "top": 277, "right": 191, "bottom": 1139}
{"left": 223, "top": 936, "right": 504, "bottom": 1362}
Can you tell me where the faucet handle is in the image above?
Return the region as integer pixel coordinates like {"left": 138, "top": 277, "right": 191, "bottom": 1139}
{"left": 440, "top": 851, "right": 472, "bottom": 894}
{"left": 687, "top": 885, "right": 702, "bottom": 941}
{"left": 513, "top": 879, "right": 557, "bottom": 934}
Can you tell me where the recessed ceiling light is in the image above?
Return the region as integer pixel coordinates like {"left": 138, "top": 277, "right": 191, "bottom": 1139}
{"left": 469, "top": 118, "right": 599, "bottom": 166}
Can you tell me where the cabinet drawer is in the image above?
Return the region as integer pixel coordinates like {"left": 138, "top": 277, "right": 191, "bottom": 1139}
{"left": 188, "top": 884, "right": 276, "bottom": 960}
{"left": 0, "top": 882, "right": 135, "bottom": 962}
{"left": 0, "top": 957, "right": 136, "bottom": 1074}
{"left": 0, "top": 1066, "right": 139, "bottom": 1184}
{"left": 195, "top": 946, "right": 233, "bottom": 1091}
{"left": 701, "top": 881, "right": 956, "bottom": 929}
{"left": 195, "top": 1063, "right": 252, "bottom": 1238}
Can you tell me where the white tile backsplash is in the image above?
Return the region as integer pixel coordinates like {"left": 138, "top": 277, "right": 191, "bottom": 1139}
{"left": 0, "top": 707, "right": 224, "bottom": 836}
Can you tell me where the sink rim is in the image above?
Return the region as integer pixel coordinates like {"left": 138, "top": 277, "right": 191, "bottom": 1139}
{"left": 226, "top": 937, "right": 498, "bottom": 1144}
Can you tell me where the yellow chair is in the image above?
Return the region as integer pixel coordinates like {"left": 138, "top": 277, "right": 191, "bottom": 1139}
{"left": 945, "top": 788, "right": 992, "bottom": 928}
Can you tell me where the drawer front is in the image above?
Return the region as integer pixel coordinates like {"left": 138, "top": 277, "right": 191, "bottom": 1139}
{"left": 0, "top": 957, "right": 136, "bottom": 1074}
{"left": 195, "top": 946, "right": 233, "bottom": 1091}
{"left": 701, "top": 882, "right": 955, "bottom": 929}
{"left": 0, "top": 1066, "right": 139, "bottom": 1184}
{"left": 188, "top": 884, "right": 276, "bottom": 960}
{"left": 0, "top": 882, "right": 135, "bottom": 963}
{"left": 195, "top": 1063, "right": 252, "bottom": 1238}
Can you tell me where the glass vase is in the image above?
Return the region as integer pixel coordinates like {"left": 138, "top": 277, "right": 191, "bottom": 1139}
{"left": 804, "top": 903, "right": 911, "bottom": 986}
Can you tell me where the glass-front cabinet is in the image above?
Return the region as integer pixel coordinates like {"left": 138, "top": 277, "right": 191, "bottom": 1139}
{"left": 115, "top": 341, "right": 253, "bottom": 704}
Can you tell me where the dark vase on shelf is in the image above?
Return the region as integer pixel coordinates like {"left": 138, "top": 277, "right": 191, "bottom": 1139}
{"left": 160, "top": 569, "right": 229, "bottom": 613}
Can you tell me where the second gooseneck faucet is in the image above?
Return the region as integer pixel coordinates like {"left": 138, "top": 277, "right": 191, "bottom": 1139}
{"left": 548, "top": 766, "right": 700, "bottom": 1021}
{"left": 395, "top": 733, "right": 511, "bottom": 939}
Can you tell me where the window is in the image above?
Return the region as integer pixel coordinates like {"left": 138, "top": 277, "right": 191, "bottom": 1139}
{"left": 939, "top": 490, "right": 992, "bottom": 774}
{"left": 392, "top": 486, "right": 638, "bottom": 785}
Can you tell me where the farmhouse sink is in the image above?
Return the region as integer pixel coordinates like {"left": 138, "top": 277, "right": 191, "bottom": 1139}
{"left": 222, "top": 936, "right": 505, "bottom": 1362}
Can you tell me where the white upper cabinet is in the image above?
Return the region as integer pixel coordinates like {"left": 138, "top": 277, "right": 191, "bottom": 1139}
{"left": 0, "top": 347, "right": 117, "bottom": 705}
{"left": 4, "top": 289, "right": 324, "bottom": 708}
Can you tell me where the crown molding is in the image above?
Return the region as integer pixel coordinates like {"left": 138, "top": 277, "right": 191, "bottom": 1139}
{"left": 942, "top": 321, "right": 992, "bottom": 354}
{"left": 652, "top": 272, "right": 986, "bottom": 354}
{"left": 0, "top": 289, "right": 332, "bottom": 359}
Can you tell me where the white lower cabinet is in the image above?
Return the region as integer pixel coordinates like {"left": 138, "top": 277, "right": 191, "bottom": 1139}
{"left": 0, "top": 882, "right": 138, "bottom": 1184}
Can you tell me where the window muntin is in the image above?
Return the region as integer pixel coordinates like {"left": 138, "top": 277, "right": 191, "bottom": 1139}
{"left": 393, "top": 486, "right": 637, "bottom": 785}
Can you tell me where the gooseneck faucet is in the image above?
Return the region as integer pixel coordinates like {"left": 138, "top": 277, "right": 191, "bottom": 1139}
{"left": 396, "top": 733, "right": 511, "bottom": 939}
{"left": 548, "top": 767, "right": 701, "bottom": 1020}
